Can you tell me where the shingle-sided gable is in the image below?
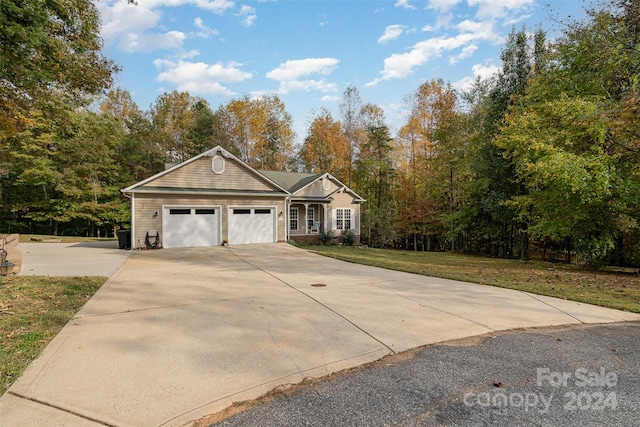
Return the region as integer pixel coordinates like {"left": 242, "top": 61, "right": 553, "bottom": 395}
{"left": 264, "top": 171, "right": 365, "bottom": 202}
{"left": 123, "top": 147, "right": 288, "bottom": 195}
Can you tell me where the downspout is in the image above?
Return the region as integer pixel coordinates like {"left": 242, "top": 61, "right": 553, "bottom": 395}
{"left": 121, "top": 190, "right": 134, "bottom": 250}
{"left": 285, "top": 196, "right": 291, "bottom": 242}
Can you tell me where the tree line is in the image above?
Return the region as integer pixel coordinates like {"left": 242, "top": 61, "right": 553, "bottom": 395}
{"left": 1, "top": 0, "right": 638, "bottom": 267}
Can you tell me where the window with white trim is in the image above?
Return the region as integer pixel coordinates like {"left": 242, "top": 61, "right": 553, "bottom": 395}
{"left": 307, "top": 207, "right": 315, "bottom": 230}
{"left": 290, "top": 207, "right": 299, "bottom": 231}
{"left": 334, "top": 208, "right": 352, "bottom": 230}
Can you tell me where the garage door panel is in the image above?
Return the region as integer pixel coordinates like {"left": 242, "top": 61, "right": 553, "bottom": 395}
{"left": 163, "top": 207, "right": 220, "bottom": 248}
{"left": 228, "top": 207, "right": 275, "bottom": 245}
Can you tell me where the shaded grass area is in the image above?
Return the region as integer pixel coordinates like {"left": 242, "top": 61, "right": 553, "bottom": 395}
{"left": 308, "top": 246, "right": 640, "bottom": 314}
{"left": 19, "top": 234, "right": 116, "bottom": 243}
{"left": 0, "top": 276, "right": 105, "bottom": 395}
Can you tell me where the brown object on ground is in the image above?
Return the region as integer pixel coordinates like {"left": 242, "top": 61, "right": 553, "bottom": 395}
{"left": 2, "top": 234, "right": 22, "bottom": 274}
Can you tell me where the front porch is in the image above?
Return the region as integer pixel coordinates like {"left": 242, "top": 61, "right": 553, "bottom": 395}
{"left": 288, "top": 202, "right": 327, "bottom": 244}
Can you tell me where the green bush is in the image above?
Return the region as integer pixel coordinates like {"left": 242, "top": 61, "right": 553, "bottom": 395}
{"left": 342, "top": 230, "right": 356, "bottom": 246}
{"left": 575, "top": 236, "right": 615, "bottom": 268}
{"left": 319, "top": 230, "right": 334, "bottom": 245}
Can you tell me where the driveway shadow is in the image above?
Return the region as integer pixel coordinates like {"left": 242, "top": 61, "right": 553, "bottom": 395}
{"left": 70, "top": 241, "right": 120, "bottom": 249}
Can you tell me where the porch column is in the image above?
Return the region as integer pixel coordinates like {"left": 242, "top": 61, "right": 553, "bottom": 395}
{"left": 304, "top": 203, "right": 309, "bottom": 234}
{"left": 323, "top": 204, "right": 328, "bottom": 233}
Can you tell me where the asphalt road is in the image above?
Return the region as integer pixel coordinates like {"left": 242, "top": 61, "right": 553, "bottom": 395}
{"left": 210, "top": 322, "right": 640, "bottom": 427}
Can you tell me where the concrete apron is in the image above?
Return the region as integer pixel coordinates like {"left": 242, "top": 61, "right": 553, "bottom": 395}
{"left": 2, "top": 244, "right": 638, "bottom": 427}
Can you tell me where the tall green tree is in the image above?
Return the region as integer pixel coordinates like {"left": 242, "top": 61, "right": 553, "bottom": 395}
{"left": 355, "top": 125, "right": 396, "bottom": 247}
{"left": 339, "top": 85, "right": 364, "bottom": 186}
{"left": 496, "top": 0, "right": 640, "bottom": 266}
{"left": 0, "top": 0, "right": 119, "bottom": 136}
{"left": 149, "top": 91, "right": 203, "bottom": 164}
{"left": 463, "top": 27, "right": 546, "bottom": 258}
{"left": 100, "top": 88, "right": 163, "bottom": 181}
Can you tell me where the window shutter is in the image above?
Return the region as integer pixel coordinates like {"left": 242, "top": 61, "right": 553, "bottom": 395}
{"left": 331, "top": 208, "right": 337, "bottom": 230}
{"left": 352, "top": 208, "right": 357, "bottom": 232}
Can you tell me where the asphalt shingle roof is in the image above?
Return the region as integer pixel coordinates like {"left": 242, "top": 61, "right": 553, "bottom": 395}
{"left": 259, "top": 170, "right": 323, "bottom": 193}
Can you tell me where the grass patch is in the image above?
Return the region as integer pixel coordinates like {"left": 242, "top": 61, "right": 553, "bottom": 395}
{"left": 19, "top": 234, "right": 116, "bottom": 243}
{"left": 0, "top": 276, "right": 105, "bottom": 395}
{"left": 309, "top": 246, "right": 640, "bottom": 314}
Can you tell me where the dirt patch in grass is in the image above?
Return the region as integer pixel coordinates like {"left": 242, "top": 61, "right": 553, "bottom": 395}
{"left": 308, "top": 246, "right": 640, "bottom": 313}
{"left": 0, "top": 275, "right": 105, "bottom": 395}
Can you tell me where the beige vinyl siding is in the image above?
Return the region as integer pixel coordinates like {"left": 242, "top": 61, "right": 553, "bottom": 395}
{"left": 132, "top": 193, "right": 286, "bottom": 249}
{"left": 328, "top": 192, "right": 360, "bottom": 235}
{"left": 296, "top": 178, "right": 339, "bottom": 197}
{"left": 142, "top": 157, "right": 274, "bottom": 191}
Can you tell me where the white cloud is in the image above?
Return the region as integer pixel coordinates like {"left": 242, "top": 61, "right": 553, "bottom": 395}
{"left": 97, "top": 0, "right": 238, "bottom": 53}
{"left": 367, "top": 33, "right": 482, "bottom": 86}
{"left": 368, "top": 0, "right": 531, "bottom": 86}
{"left": 394, "top": 0, "right": 416, "bottom": 10}
{"left": 154, "top": 59, "right": 252, "bottom": 97}
{"left": 157, "top": 0, "right": 235, "bottom": 14}
{"left": 278, "top": 80, "right": 339, "bottom": 95}
{"left": 119, "top": 30, "right": 187, "bottom": 52}
{"left": 267, "top": 58, "right": 339, "bottom": 81}
{"left": 321, "top": 95, "right": 340, "bottom": 102}
{"left": 378, "top": 25, "right": 406, "bottom": 44}
{"left": 455, "top": 19, "right": 501, "bottom": 44}
{"left": 468, "top": 0, "right": 535, "bottom": 20}
{"left": 454, "top": 62, "right": 501, "bottom": 92}
{"left": 237, "top": 4, "right": 257, "bottom": 27}
{"left": 97, "top": 1, "right": 161, "bottom": 44}
{"left": 267, "top": 58, "right": 340, "bottom": 94}
{"left": 427, "top": 0, "right": 461, "bottom": 13}
{"left": 449, "top": 44, "right": 478, "bottom": 64}
{"left": 193, "top": 17, "right": 219, "bottom": 38}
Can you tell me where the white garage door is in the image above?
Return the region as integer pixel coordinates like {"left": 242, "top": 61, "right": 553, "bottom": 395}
{"left": 162, "top": 207, "right": 221, "bottom": 248}
{"left": 228, "top": 207, "right": 276, "bottom": 244}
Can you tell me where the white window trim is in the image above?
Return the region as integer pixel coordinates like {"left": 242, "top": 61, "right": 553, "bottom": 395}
{"left": 332, "top": 208, "right": 354, "bottom": 231}
{"left": 290, "top": 207, "right": 299, "bottom": 231}
{"left": 307, "top": 206, "right": 315, "bottom": 230}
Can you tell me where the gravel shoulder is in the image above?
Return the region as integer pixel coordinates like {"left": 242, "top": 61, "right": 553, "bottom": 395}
{"left": 203, "top": 322, "right": 640, "bottom": 427}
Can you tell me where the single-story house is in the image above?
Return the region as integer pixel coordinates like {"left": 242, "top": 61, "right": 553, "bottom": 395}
{"left": 121, "top": 146, "right": 364, "bottom": 249}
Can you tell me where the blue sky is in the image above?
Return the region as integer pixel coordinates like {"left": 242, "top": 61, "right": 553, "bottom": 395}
{"left": 96, "top": 0, "right": 588, "bottom": 143}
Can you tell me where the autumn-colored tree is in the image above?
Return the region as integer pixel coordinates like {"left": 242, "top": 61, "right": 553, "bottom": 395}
{"left": 250, "top": 95, "right": 295, "bottom": 171}
{"left": 396, "top": 79, "right": 460, "bottom": 250}
{"left": 299, "top": 108, "right": 350, "bottom": 182}
{"left": 148, "top": 91, "right": 220, "bottom": 164}
{"left": 214, "top": 94, "right": 295, "bottom": 170}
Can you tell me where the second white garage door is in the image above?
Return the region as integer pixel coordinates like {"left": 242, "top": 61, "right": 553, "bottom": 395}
{"left": 228, "top": 207, "right": 276, "bottom": 244}
{"left": 162, "top": 206, "right": 221, "bottom": 248}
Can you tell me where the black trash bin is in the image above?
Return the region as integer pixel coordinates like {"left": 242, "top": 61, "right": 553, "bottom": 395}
{"left": 116, "top": 229, "right": 131, "bottom": 249}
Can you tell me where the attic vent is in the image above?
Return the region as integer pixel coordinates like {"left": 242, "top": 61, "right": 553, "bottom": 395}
{"left": 322, "top": 177, "right": 330, "bottom": 190}
{"left": 212, "top": 155, "right": 225, "bottom": 174}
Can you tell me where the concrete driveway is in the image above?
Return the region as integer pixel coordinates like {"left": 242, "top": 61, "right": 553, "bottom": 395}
{"left": 1, "top": 244, "right": 638, "bottom": 427}
{"left": 19, "top": 241, "right": 130, "bottom": 276}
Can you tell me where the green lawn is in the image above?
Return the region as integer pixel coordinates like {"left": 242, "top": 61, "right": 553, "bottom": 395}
{"left": 0, "top": 276, "right": 106, "bottom": 395}
{"left": 308, "top": 246, "right": 640, "bottom": 314}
